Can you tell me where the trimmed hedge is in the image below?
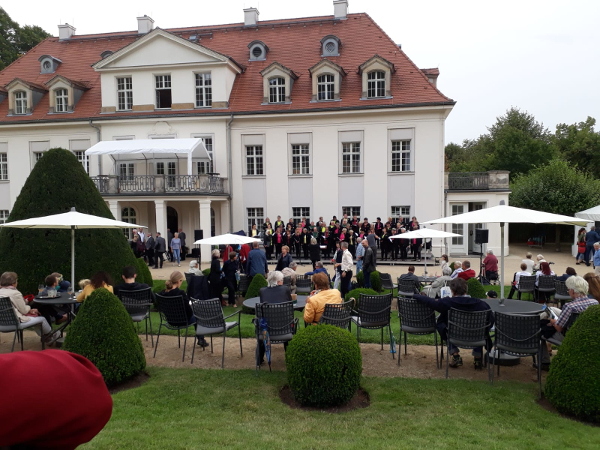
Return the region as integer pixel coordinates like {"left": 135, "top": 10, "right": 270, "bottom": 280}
{"left": 202, "top": 268, "right": 211, "bottom": 277}
{"left": 135, "top": 257, "right": 154, "bottom": 286}
{"left": 344, "top": 288, "right": 379, "bottom": 308}
{"left": 449, "top": 262, "right": 456, "bottom": 272}
{"left": 0, "top": 148, "right": 138, "bottom": 295}
{"left": 545, "top": 305, "right": 600, "bottom": 423}
{"left": 370, "top": 271, "right": 382, "bottom": 292}
{"left": 356, "top": 271, "right": 365, "bottom": 288}
{"left": 63, "top": 288, "right": 146, "bottom": 386}
{"left": 286, "top": 325, "right": 362, "bottom": 407}
{"left": 245, "top": 274, "right": 267, "bottom": 299}
{"left": 467, "top": 277, "right": 487, "bottom": 299}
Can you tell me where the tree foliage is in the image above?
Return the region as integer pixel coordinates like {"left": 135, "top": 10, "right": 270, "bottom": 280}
{"left": 553, "top": 117, "right": 600, "bottom": 178}
{"left": 0, "top": 7, "right": 50, "bottom": 70}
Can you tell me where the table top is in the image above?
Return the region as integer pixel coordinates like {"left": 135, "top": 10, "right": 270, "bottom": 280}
{"left": 419, "top": 277, "right": 438, "bottom": 283}
{"left": 484, "top": 298, "right": 544, "bottom": 314}
{"left": 243, "top": 296, "right": 307, "bottom": 310}
{"left": 33, "top": 294, "right": 79, "bottom": 305}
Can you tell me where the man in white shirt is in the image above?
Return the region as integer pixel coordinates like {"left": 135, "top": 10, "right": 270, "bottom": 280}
{"left": 450, "top": 261, "right": 463, "bottom": 279}
{"left": 507, "top": 263, "right": 532, "bottom": 299}
{"left": 522, "top": 252, "right": 535, "bottom": 273}
{"left": 137, "top": 228, "right": 145, "bottom": 243}
{"left": 340, "top": 242, "right": 353, "bottom": 298}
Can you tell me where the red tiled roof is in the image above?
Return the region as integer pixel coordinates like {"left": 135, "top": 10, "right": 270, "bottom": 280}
{"left": 0, "top": 13, "right": 454, "bottom": 124}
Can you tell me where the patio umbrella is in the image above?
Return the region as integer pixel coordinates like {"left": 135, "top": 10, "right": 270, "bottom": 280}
{"left": 423, "top": 202, "right": 590, "bottom": 298}
{"left": 193, "top": 233, "right": 261, "bottom": 246}
{"left": 0, "top": 207, "right": 145, "bottom": 288}
{"left": 389, "top": 228, "right": 462, "bottom": 275}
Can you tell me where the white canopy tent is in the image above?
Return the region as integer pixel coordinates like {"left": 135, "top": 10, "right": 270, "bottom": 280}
{"left": 194, "top": 233, "right": 261, "bottom": 246}
{"left": 84, "top": 138, "right": 211, "bottom": 175}
{"left": 575, "top": 205, "right": 600, "bottom": 222}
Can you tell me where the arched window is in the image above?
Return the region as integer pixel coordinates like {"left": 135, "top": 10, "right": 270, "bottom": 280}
{"left": 317, "top": 74, "right": 335, "bottom": 101}
{"left": 14, "top": 91, "right": 27, "bottom": 115}
{"left": 367, "top": 71, "right": 386, "bottom": 98}
{"left": 121, "top": 207, "right": 137, "bottom": 239}
{"left": 55, "top": 89, "right": 68, "bottom": 113}
{"left": 269, "top": 77, "right": 285, "bottom": 103}
{"left": 211, "top": 208, "right": 216, "bottom": 237}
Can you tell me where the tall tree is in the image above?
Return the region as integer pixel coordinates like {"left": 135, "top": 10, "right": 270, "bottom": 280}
{"left": 0, "top": 7, "right": 49, "bottom": 70}
{"left": 553, "top": 117, "right": 600, "bottom": 178}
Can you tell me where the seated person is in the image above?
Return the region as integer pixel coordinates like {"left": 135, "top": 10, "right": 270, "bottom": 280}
{"left": 0, "top": 272, "right": 60, "bottom": 345}
{"left": 50, "top": 272, "right": 71, "bottom": 293}
{"left": 399, "top": 265, "right": 422, "bottom": 294}
{"left": 305, "top": 261, "right": 330, "bottom": 282}
{"left": 188, "top": 260, "right": 203, "bottom": 276}
{"left": 40, "top": 274, "right": 69, "bottom": 324}
{"left": 539, "top": 276, "right": 598, "bottom": 369}
{"left": 259, "top": 271, "right": 292, "bottom": 304}
{"left": 486, "top": 290, "right": 498, "bottom": 299}
{"left": 457, "top": 260, "right": 476, "bottom": 280}
{"left": 535, "top": 261, "right": 555, "bottom": 302}
{"left": 533, "top": 254, "right": 546, "bottom": 272}
{"left": 506, "top": 263, "right": 532, "bottom": 299}
{"left": 114, "top": 266, "right": 151, "bottom": 296}
{"left": 76, "top": 271, "right": 114, "bottom": 303}
{"left": 450, "top": 261, "right": 463, "bottom": 279}
{"left": 556, "top": 266, "right": 576, "bottom": 282}
{"left": 281, "top": 262, "right": 298, "bottom": 294}
{"left": 422, "top": 266, "right": 453, "bottom": 298}
{"left": 303, "top": 273, "right": 342, "bottom": 324}
{"left": 413, "top": 278, "right": 493, "bottom": 370}
{"left": 79, "top": 279, "right": 91, "bottom": 291}
{"left": 482, "top": 250, "right": 498, "bottom": 281}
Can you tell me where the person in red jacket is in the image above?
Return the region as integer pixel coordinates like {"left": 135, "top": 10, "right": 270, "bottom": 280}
{"left": 0, "top": 350, "right": 113, "bottom": 449}
{"left": 457, "top": 260, "right": 476, "bottom": 280}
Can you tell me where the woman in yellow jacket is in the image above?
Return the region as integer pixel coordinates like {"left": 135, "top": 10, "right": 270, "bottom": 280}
{"left": 303, "top": 272, "right": 342, "bottom": 325}
{"left": 76, "top": 272, "right": 114, "bottom": 302}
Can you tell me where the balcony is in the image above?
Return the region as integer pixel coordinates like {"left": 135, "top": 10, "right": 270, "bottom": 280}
{"left": 445, "top": 171, "right": 510, "bottom": 191}
{"left": 91, "top": 175, "right": 228, "bottom": 196}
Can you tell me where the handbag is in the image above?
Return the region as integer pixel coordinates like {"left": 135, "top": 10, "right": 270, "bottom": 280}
{"left": 440, "top": 285, "right": 451, "bottom": 298}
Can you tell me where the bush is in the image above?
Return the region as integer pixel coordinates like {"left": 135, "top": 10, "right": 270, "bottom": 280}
{"left": 245, "top": 274, "right": 267, "bottom": 299}
{"left": 344, "top": 288, "right": 379, "bottom": 308}
{"left": 202, "top": 268, "right": 211, "bottom": 277}
{"left": 356, "top": 271, "right": 365, "bottom": 288}
{"left": 63, "top": 288, "right": 146, "bottom": 386}
{"left": 370, "top": 271, "right": 382, "bottom": 292}
{"left": 545, "top": 306, "right": 600, "bottom": 423}
{"left": 449, "top": 262, "right": 456, "bottom": 272}
{"left": 135, "top": 257, "right": 153, "bottom": 286}
{"left": 467, "top": 277, "right": 486, "bottom": 299}
{"left": 0, "top": 148, "right": 138, "bottom": 295}
{"left": 286, "top": 325, "right": 362, "bottom": 407}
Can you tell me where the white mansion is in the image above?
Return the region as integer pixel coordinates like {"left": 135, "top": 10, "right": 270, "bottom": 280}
{"left": 0, "top": 2, "right": 510, "bottom": 260}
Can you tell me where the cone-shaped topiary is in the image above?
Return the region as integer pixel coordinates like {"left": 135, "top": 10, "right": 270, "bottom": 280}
{"left": 63, "top": 287, "right": 146, "bottom": 386}
{"left": 0, "top": 148, "right": 138, "bottom": 295}
{"left": 545, "top": 305, "right": 600, "bottom": 423}
{"left": 135, "top": 257, "right": 153, "bottom": 286}
{"left": 286, "top": 324, "right": 362, "bottom": 407}
{"left": 245, "top": 273, "right": 267, "bottom": 299}
{"left": 467, "top": 277, "right": 487, "bottom": 299}
{"left": 356, "top": 271, "right": 365, "bottom": 288}
{"left": 370, "top": 271, "right": 382, "bottom": 292}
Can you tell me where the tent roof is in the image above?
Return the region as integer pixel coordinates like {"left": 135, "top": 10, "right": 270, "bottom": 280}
{"left": 575, "top": 205, "right": 600, "bottom": 222}
{"left": 0, "top": 209, "right": 145, "bottom": 229}
{"left": 85, "top": 138, "right": 211, "bottom": 160}
{"left": 389, "top": 228, "right": 461, "bottom": 239}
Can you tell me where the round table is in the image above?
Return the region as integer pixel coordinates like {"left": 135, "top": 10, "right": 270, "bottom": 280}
{"left": 32, "top": 295, "right": 79, "bottom": 344}
{"left": 242, "top": 296, "right": 307, "bottom": 311}
{"left": 418, "top": 277, "right": 437, "bottom": 285}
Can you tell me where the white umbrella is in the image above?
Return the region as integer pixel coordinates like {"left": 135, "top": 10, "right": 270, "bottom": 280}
{"left": 575, "top": 205, "right": 600, "bottom": 221}
{"left": 193, "top": 233, "right": 261, "bottom": 246}
{"left": 389, "top": 228, "right": 462, "bottom": 274}
{"left": 0, "top": 207, "right": 145, "bottom": 288}
{"left": 423, "top": 202, "right": 590, "bottom": 298}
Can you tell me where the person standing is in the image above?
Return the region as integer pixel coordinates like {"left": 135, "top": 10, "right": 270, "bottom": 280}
{"left": 222, "top": 252, "right": 239, "bottom": 307}
{"left": 167, "top": 228, "right": 174, "bottom": 262}
{"left": 275, "top": 245, "right": 293, "bottom": 272}
{"left": 309, "top": 238, "right": 321, "bottom": 270}
{"left": 594, "top": 243, "right": 600, "bottom": 275}
{"left": 263, "top": 227, "right": 274, "bottom": 260}
{"left": 366, "top": 229, "right": 378, "bottom": 265}
{"left": 171, "top": 232, "right": 182, "bottom": 267}
{"left": 362, "top": 240, "right": 376, "bottom": 289}
{"left": 340, "top": 242, "right": 353, "bottom": 299}
{"left": 332, "top": 242, "right": 343, "bottom": 290}
{"left": 246, "top": 241, "right": 268, "bottom": 281}
{"left": 355, "top": 237, "right": 365, "bottom": 272}
{"left": 154, "top": 232, "right": 166, "bottom": 269}
{"left": 575, "top": 227, "right": 587, "bottom": 265}
{"left": 301, "top": 228, "right": 310, "bottom": 259}
{"left": 584, "top": 226, "right": 600, "bottom": 266}
{"left": 208, "top": 249, "right": 223, "bottom": 303}
{"left": 374, "top": 217, "right": 384, "bottom": 248}
{"left": 145, "top": 233, "right": 155, "bottom": 267}
{"left": 178, "top": 228, "right": 187, "bottom": 261}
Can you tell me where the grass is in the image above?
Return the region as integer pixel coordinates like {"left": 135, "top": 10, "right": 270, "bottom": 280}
{"left": 83, "top": 366, "right": 600, "bottom": 449}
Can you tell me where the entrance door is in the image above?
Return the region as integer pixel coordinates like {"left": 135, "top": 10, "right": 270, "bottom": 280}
{"left": 450, "top": 203, "right": 468, "bottom": 254}
{"left": 468, "top": 202, "right": 486, "bottom": 254}
{"left": 167, "top": 206, "right": 178, "bottom": 235}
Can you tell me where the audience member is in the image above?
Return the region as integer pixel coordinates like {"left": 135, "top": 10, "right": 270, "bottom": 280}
{"left": 482, "top": 250, "right": 498, "bottom": 281}
{"left": 533, "top": 254, "right": 546, "bottom": 272}
{"left": 507, "top": 263, "right": 532, "bottom": 299}
{"left": 170, "top": 232, "right": 182, "bottom": 266}
{"left": 361, "top": 239, "right": 376, "bottom": 289}
{"left": 583, "top": 272, "right": 600, "bottom": 300}
{"left": 556, "top": 267, "right": 576, "bottom": 282}
{"left": 281, "top": 261, "right": 298, "bottom": 294}
{"left": 275, "top": 245, "right": 293, "bottom": 271}
{"left": 457, "top": 260, "right": 476, "bottom": 281}
{"left": 535, "top": 261, "right": 555, "bottom": 302}
{"left": 594, "top": 242, "right": 600, "bottom": 275}
{"left": 222, "top": 252, "right": 239, "bottom": 307}
{"left": 303, "top": 273, "right": 342, "bottom": 324}
{"left": 246, "top": 241, "right": 268, "bottom": 280}
{"left": 114, "top": 266, "right": 151, "bottom": 297}
{"left": 450, "top": 261, "right": 463, "bottom": 279}
{"left": 399, "top": 265, "right": 422, "bottom": 294}
{"left": 584, "top": 226, "right": 600, "bottom": 266}
{"left": 188, "top": 260, "right": 202, "bottom": 275}
{"left": 305, "top": 261, "right": 330, "bottom": 281}
{"left": 339, "top": 242, "right": 353, "bottom": 299}
{"left": 153, "top": 232, "right": 166, "bottom": 269}
{"left": 421, "top": 267, "right": 452, "bottom": 298}
{"left": 259, "top": 271, "right": 292, "bottom": 304}
{"left": 76, "top": 271, "right": 113, "bottom": 303}
{"left": 522, "top": 252, "right": 535, "bottom": 273}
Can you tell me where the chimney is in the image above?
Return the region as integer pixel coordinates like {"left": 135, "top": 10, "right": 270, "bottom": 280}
{"left": 137, "top": 15, "right": 154, "bottom": 34}
{"left": 58, "top": 23, "right": 76, "bottom": 41}
{"left": 333, "top": 0, "right": 348, "bottom": 20}
{"left": 244, "top": 7, "right": 259, "bottom": 27}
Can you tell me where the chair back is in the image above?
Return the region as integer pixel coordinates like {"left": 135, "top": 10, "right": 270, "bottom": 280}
{"left": 319, "top": 299, "right": 354, "bottom": 329}
{"left": 0, "top": 297, "right": 19, "bottom": 329}
{"left": 238, "top": 275, "right": 250, "bottom": 295}
{"left": 537, "top": 275, "right": 556, "bottom": 292}
{"left": 184, "top": 272, "right": 194, "bottom": 285}
{"left": 397, "top": 278, "right": 417, "bottom": 296}
{"left": 357, "top": 293, "right": 392, "bottom": 326}
{"left": 518, "top": 275, "right": 536, "bottom": 291}
{"left": 564, "top": 312, "right": 581, "bottom": 335}
{"left": 282, "top": 276, "right": 292, "bottom": 287}
{"left": 295, "top": 276, "right": 312, "bottom": 293}
{"left": 380, "top": 273, "right": 394, "bottom": 290}
{"left": 397, "top": 297, "right": 436, "bottom": 331}
{"left": 554, "top": 279, "right": 569, "bottom": 297}
{"left": 119, "top": 288, "right": 154, "bottom": 316}
{"left": 191, "top": 298, "right": 225, "bottom": 329}
{"left": 447, "top": 308, "right": 491, "bottom": 346}
{"left": 494, "top": 312, "right": 540, "bottom": 354}
{"left": 256, "top": 301, "right": 296, "bottom": 339}
{"left": 155, "top": 294, "right": 191, "bottom": 329}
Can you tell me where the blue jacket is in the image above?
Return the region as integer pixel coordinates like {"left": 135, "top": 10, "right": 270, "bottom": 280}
{"left": 246, "top": 249, "right": 268, "bottom": 277}
{"left": 412, "top": 294, "right": 494, "bottom": 330}
{"left": 305, "top": 267, "right": 330, "bottom": 282}
{"left": 594, "top": 249, "right": 600, "bottom": 268}
{"left": 586, "top": 230, "right": 600, "bottom": 244}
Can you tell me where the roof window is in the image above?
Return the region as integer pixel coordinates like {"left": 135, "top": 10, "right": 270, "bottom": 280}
{"left": 248, "top": 40, "right": 269, "bottom": 61}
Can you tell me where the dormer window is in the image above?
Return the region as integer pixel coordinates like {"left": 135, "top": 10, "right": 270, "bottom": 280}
{"left": 359, "top": 55, "right": 395, "bottom": 100}
{"left": 55, "top": 89, "right": 68, "bottom": 112}
{"left": 248, "top": 40, "right": 269, "bottom": 61}
{"left": 14, "top": 91, "right": 27, "bottom": 115}
{"left": 44, "top": 75, "right": 89, "bottom": 113}
{"left": 317, "top": 75, "right": 335, "bottom": 101}
{"left": 38, "top": 55, "right": 62, "bottom": 74}
{"left": 260, "top": 62, "right": 297, "bottom": 104}
{"left": 367, "top": 71, "right": 386, "bottom": 98}
{"left": 320, "top": 35, "right": 341, "bottom": 57}
{"left": 269, "top": 77, "right": 285, "bottom": 103}
{"left": 309, "top": 59, "right": 346, "bottom": 102}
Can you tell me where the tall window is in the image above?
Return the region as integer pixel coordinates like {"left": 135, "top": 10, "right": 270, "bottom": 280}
{"left": 391, "top": 206, "right": 410, "bottom": 221}
{"left": 73, "top": 151, "right": 89, "bottom": 172}
{"left": 292, "top": 207, "right": 310, "bottom": 226}
{"left": 15, "top": 91, "right": 27, "bottom": 114}
{"left": 196, "top": 137, "right": 213, "bottom": 174}
{"left": 117, "top": 77, "right": 133, "bottom": 111}
{"left": 317, "top": 74, "right": 334, "bottom": 101}
{"left": 34, "top": 152, "right": 44, "bottom": 163}
{"left": 247, "top": 208, "right": 264, "bottom": 235}
{"left": 269, "top": 77, "right": 285, "bottom": 103}
{"left": 55, "top": 89, "right": 68, "bottom": 112}
{"left": 155, "top": 75, "right": 172, "bottom": 109}
{"left": 291, "top": 144, "right": 310, "bottom": 175}
{"left": 121, "top": 207, "right": 137, "bottom": 239}
{"left": 391, "top": 140, "right": 411, "bottom": 172}
{"left": 0, "top": 210, "right": 9, "bottom": 224}
{"left": 246, "top": 146, "right": 263, "bottom": 176}
{"left": 0, "top": 153, "right": 7, "bottom": 180}
{"left": 451, "top": 204, "right": 464, "bottom": 245}
{"left": 342, "top": 142, "right": 361, "bottom": 174}
{"left": 195, "top": 73, "right": 212, "bottom": 107}
{"left": 367, "top": 71, "right": 386, "bottom": 98}
{"left": 342, "top": 206, "right": 361, "bottom": 217}
{"left": 119, "top": 163, "right": 134, "bottom": 180}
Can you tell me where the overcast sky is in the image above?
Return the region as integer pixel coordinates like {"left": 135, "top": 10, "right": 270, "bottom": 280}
{"left": 7, "top": 0, "right": 600, "bottom": 144}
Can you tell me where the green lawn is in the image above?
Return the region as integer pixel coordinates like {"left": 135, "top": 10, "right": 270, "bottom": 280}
{"left": 83, "top": 367, "right": 600, "bottom": 450}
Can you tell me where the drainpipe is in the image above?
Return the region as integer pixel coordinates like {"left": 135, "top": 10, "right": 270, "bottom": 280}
{"left": 226, "top": 114, "right": 235, "bottom": 233}
{"left": 89, "top": 119, "right": 102, "bottom": 175}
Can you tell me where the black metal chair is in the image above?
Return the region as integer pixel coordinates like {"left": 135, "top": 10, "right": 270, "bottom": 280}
{"left": 516, "top": 275, "right": 536, "bottom": 300}
{"left": 351, "top": 293, "right": 394, "bottom": 359}
{"left": 397, "top": 278, "right": 418, "bottom": 297}
{"left": 191, "top": 298, "right": 242, "bottom": 368}
{"left": 397, "top": 296, "right": 439, "bottom": 368}
{"left": 118, "top": 287, "right": 154, "bottom": 347}
{"left": 295, "top": 275, "right": 313, "bottom": 295}
{"left": 490, "top": 312, "right": 542, "bottom": 397}
{"left": 254, "top": 301, "right": 299, "bottom": 372}
{"left": 380, "top": 273, "right": 397, "bottom": 291}
{"left": 445, "top": 308, "right": 492, "bottom": 379}
{"left": 237, "top": 274, "right": 250, "bottom": 298}
{"left": 0, "top": 297, "right": 45, "bottom": 352}
{"left": 282, "top": 276, "right": 292, "bottom": 288}
{"left": 184, "top": 272, "right": 195, "bottom": 286}
{"left": 153, "top": 294, "right": 196, "bottom": 362}
{"left": 319, "top": 299, "right": 354, "bottom": 330}
{"left": 535, "top": 275, "right": 556, "bottom": 303}
{"left": 553, "top": 280, "right": 571, "bottom": 308}
{"left": 543, "top": 312, "right": 580, "bottom": 347}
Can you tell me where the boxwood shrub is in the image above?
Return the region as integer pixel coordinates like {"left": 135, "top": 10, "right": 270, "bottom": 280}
{"left": 467, "top": 277, "right": 487, "bottom": 299}
{"left": 242, "top": 274, "right": 268, "bottom": 314}
{"left": 286, "top": 324, "right": 362, "bottom": 407}
{"left": 135, "top": 257, "right": 153, "bottom": 286}
{"left": 63, "top": 287, "right": 146, "bottom": 386}
{"left": 202, "top": 268, "right": 211, "bottom": 277}
{"left": 344, "top": 288, "right": 379, "bottom": 309}
{"left": 370, "top": 270, "right": 382, "bottom": 292}
{"left": 545, "top": 305, "right": 600, "bottom": 423}
{"left": 356, "top": 271, "right": 365, "bottom": 288}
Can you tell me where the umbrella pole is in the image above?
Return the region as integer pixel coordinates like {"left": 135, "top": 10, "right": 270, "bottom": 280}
{"left": 71, "top": 225, "right": 75, "bottom": 289}
{"left": 424, "top": 238, "right": 427, "bottom": 275}
{"left": 500, "top": 222, "right": 505, "bottom": 299}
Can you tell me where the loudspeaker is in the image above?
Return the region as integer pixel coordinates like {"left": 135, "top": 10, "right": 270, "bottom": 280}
{"left": 475, "top": 229, "right": 489, "bottom": 245}
{"left": 194, "top": 229, "right": 203, "bottom": 242}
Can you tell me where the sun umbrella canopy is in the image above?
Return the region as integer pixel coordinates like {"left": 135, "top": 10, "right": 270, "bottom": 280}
{"left": 194, "top": 233, "right": 261, "bottom": 246}
{"left": 388, "top": 229, "right": 461, "bottom": 239}
{"left": 0, "top": 210, "right": 145, "bottom": 229}
{"left": 575, "top": 205, "right": 600, "bottom": 222}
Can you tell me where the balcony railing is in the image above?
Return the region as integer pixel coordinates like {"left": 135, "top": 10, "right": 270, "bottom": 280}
{"left": 445, "top": 171, "right": 510, "bottom": 191}
{"left": 91, "top": 175, "right": 228, "bottom": 195}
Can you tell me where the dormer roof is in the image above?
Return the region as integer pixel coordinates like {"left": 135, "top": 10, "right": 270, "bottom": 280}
{"left": 358, "top": 54, "right": 395, "bottom": 74}
{"left": 5, "top": 78, "right": 48, "bottom": 92}
{"left": 309, "top": 59, "right": 347, "bottom": 77}
{"left": 44, "top": 75, "right": 91, "bottom": 90}
{"left": 260, "top": 61, "right": 298, "bottom": 80}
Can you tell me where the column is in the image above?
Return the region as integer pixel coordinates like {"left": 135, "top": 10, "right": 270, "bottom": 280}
{"left": 108, "top": 200, "right": 119, "bottom": 220}
{"left": 154, "top": 199, "right": 167, "bottom": 236}
{"left": 220, "top": 200, "right": 231, "bottom": 234}
{"left": 199, "top": 199, "right": 212, "bottom": 264}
